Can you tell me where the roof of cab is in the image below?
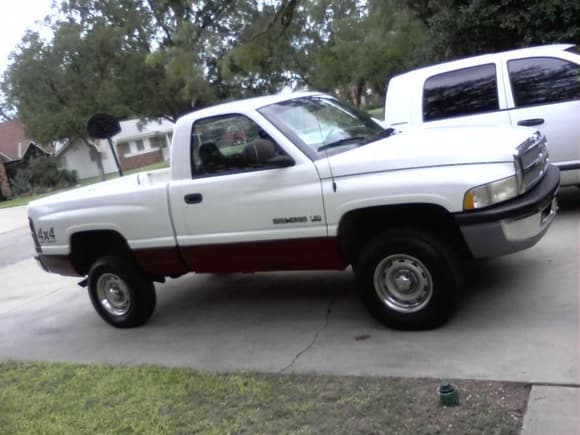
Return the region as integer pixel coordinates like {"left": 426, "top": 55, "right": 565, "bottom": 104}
{"left": 175, "top": 91, "right": 326, "bottom": 126}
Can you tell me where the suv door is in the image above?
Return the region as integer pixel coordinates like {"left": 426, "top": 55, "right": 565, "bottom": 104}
{"left": 503, "top": 54, "right": 580, "bottom": 185}
{"left": 169, "top": 113, "right": 337, "bottom": 273}
{"left": 421, "top": 62, "right": 512, "bottom": 128}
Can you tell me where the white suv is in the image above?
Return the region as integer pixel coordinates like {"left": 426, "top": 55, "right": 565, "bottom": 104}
{"left": 385, "top": 44, "right": 580, "bottom": 186}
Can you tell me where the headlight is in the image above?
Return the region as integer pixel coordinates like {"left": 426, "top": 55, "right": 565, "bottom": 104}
{"left": 463, "top": 175, "right": 519, "bottom": 210}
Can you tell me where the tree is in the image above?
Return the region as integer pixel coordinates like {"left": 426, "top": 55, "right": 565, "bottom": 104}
{"left": 307, "top": 0, "right": 426, "bottom": 106}
{"left": 2, "top": 0, "right": 429, "bottom": 172}
{"left": 407, "top": 0, "right": 580, "bottom": 61}
{"left": 222, "top": 0, "right": 427, "bottom": 107}
{"left": 3, "top": 0, "right": 156, "bottom": 180}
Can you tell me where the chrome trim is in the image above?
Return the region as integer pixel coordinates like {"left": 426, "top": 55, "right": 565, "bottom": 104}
{"left": 513, "top": 132, "right": 549, "bottom": 194}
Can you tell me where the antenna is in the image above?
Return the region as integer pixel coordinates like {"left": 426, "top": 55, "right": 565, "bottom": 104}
{"left": 312, "top": 99, "right": 337, "bottom": 193}
{"left": 324, "top": 148, "right": 337, "bottom": 193}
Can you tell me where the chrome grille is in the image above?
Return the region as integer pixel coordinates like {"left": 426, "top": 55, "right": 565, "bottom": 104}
{"left": 514, "top": 132, "right": 549, "bottom": 193}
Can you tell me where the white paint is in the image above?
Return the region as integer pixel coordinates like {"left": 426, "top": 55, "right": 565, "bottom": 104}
{"left": 28, "top": 92, "right": 554, "bottom": 263}
{"left": 385, "top": 43, "right": 580, "bottom": 186}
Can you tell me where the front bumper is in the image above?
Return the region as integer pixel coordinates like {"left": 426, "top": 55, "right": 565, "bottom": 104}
{"left": 455, "top": 165, "right": 560, "bottom": 258}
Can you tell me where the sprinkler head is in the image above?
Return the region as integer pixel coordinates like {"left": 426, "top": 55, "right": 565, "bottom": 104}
{"left": 438, "top": 383, "right": 460, "bottom": 407}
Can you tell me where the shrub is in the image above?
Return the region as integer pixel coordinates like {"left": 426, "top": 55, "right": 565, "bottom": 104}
{"left": 9, "top": 156, "right": 78, "bottom": 197}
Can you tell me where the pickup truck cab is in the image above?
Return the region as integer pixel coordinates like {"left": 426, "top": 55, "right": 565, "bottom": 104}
{"left": 385, "top": 44, "right": 580, "bottom": 185}
{"left": 28, "top": 92, "right": 559, "bottom": 330}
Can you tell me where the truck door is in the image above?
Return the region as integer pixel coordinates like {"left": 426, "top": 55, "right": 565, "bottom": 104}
{"left": 169, "top": 113, "right": 342, "bottom": 273}
{"left": 503, "top": 54, "right": 580, "bottom": 185}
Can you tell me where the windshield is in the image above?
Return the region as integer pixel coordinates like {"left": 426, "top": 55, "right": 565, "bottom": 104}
{"left": 565, "top": 45, "right": 580, "bottom": 56}
{"left": 258, "top": 96, "right": 385, "bottom": 158}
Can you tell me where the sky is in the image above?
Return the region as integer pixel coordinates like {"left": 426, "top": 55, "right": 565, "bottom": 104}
{"left": 0, "top": 0, "right": 54, "bottom": 74}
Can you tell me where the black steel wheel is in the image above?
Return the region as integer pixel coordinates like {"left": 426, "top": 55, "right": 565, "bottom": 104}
{"left": 88, "top": 256, "right": 156, "bottom": 328}
{"left": 356, "top": 229, "right": 460, "bottom": 330}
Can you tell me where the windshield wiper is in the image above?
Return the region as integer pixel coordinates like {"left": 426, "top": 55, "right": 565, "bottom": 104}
{"left": 360, "top": 128, "right": 396, "bottom": 146}
{"left": 317, "top": 136, "right": 365, "bottom": 152}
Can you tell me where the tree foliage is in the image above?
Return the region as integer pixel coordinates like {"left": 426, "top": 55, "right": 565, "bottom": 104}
{"left": 223, "top": 0, "right": 426, "bottom": 106}
{"left": 407, "top": 0, "right": 580, "bottom": 61}
{"left": 2, "top": 0, "right": 580, "bottom": 168}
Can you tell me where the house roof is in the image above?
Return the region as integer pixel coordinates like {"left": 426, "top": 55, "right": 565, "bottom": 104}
{"left": 0, "top": 120, "right": 49, "bottom": 162}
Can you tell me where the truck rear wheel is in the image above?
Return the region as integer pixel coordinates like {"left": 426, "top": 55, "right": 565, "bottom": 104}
{"left": 356, "top": 229, "right": 459, "bottom": 330}
{"left": 88, "top": 256, "right": 156, "bottom": 328}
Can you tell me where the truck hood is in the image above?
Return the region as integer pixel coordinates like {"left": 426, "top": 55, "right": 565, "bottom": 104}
{"left": 325, "top": 125, "right": 534, "bottom": 177}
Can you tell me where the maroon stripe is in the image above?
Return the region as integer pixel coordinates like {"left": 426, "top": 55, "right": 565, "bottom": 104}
{"left": 36, "top": 255, "right": 79, "bottom": 276}
{"left": 133, "top": 246, "right": 189, "bottom": 277}
{"left": 40, "top": 238, "right": 346, "bottom": 279}
{"left": 179, "top": 237, "right": 347, "bottom": 273}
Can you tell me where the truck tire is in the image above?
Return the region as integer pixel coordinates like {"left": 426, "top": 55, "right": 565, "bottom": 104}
{"left": 87, "top": 256, "right": 156, "bottom": 328}
{"left": 355, "top": 229, "right": 459, "bottom": 330}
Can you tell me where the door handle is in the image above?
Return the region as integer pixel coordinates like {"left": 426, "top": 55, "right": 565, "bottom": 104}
{"left": 517, "top": 118, "right": 544, "bottom": 127}
{"left": 184, "top": 193, "right": 203, "bottom": 204}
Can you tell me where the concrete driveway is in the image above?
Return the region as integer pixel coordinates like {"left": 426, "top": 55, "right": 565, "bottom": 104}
{"left": 0, "top": 192, "right": 578, "bottom": 385}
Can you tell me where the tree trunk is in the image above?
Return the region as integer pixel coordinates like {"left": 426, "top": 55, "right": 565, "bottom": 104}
{"left": 81, "top": 137, "right": 106, "bottom": 181}
{"left": 0, "top": 161, "right": 12, "bottom": 199}
{"left": 348, "top": 81, "right": 365, "bottom": 108}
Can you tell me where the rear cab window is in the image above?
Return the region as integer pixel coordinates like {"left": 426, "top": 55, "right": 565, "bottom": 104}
{"left": 422, "top": 64, "right": 499, "bottom": 122}
{"left": 507, "top": 57, "right": 580, "bottom": 107}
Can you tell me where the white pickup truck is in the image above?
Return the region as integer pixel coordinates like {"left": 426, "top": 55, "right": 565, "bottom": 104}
{"left": 28, "top": 92, "right": 559, "bottom": 330}
{"left": 385, "top": 43, "right": 580, "bottom": 185}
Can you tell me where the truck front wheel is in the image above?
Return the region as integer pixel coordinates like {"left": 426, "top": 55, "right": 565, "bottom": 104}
{"left": 356, "top": 229, "right": 459, "bottom": 330}
{"left": 88, "top": 256, "right": 156, "bottom": 328}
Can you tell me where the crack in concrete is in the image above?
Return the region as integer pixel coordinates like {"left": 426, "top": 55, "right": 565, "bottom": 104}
{"left": 279, "top": 297, "right": 335, "bottom": 374}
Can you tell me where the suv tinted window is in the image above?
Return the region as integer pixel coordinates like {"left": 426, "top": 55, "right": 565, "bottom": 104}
{"left": 423, "top": 64, "right": 499, "bottom": 122}
{"left": 508, "top": 57, "right": 580, "bottom": 107}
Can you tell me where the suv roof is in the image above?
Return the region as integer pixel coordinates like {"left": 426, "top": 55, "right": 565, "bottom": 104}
{"left": 392, "top": 43, "right": 576, "bottom": 81}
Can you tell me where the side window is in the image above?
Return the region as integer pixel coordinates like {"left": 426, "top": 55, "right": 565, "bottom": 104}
{"left": 190, "top": 114, "right": 288, "bottom": 177}
{"left": 508, "top": 57, "right": 580, "bottom": 107}
{"left": 423, "top": 64, "right": 499, "bottom": 122}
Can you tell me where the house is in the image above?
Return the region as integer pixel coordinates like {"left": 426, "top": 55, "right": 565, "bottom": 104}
{"left": 55, "top": 118, "right": 174, "bottom": 180}
{"left": 0, "top": 120, "right": 51, "bottom": 198}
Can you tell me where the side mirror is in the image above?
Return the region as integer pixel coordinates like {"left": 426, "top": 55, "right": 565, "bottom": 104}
{"left": 268, "top": 154, "right": 295, "bottom": 168}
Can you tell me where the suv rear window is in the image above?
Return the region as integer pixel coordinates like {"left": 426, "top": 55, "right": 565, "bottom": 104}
{"left": 423, "top": 64, "right": 499, "bottom": 122}
{"left": 508, "top": 57, "right": 580, "bottom": 107}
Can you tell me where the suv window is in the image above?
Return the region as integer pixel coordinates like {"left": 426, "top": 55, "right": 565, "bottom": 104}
{"left": 423, "top": 64, "right": 499, "bottom": 122}
{"left": 508, "top": 57, "right": 580, "bottom": 107}
{"left": 190, "top": 114, "right": 287, "bottom": 177}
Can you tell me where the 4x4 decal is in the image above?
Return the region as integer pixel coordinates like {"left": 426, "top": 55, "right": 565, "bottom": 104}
{"left": 37, "top": 227, "right": 56, "bottom": 243}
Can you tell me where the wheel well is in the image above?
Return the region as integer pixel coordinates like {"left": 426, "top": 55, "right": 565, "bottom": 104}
{"left": 338, "top": 204, "right": 470, "bottom": 265}
{"left": 70, "top": 230, "right": 133, "bottom": 276}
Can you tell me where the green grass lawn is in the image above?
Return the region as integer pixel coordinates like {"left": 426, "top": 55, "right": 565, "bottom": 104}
{"left": 0, "top": 161, "right": 169, "bottom": 209}
{"left": 0, "top": 361, "right": 528, "bottom": 434}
